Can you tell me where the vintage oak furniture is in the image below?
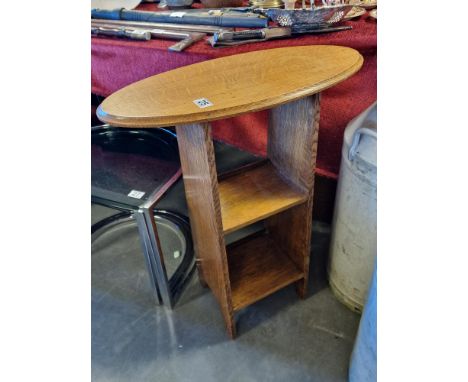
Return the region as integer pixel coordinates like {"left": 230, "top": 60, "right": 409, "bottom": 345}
{"left": 97, "top": 45, "right": 363, "bottom": 338}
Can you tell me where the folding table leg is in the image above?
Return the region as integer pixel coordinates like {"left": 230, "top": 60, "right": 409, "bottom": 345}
{"left": 134, "top": 208, "right": 173, "bottom": 308}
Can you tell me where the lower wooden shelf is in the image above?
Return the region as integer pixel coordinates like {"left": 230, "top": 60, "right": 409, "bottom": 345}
{"left": 227, "top": 233, "right": 304, "bottom": 311}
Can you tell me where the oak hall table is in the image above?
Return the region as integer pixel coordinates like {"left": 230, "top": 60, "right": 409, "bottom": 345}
{"left": 97, "top": 45, "right": 363, "bottom": 338}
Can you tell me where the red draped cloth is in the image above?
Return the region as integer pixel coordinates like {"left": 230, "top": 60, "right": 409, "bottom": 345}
{"left": 92, "top": 3, "right": 376, "bottom": 179}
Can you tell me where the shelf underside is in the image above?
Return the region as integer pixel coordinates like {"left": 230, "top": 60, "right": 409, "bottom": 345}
{"left": 227, "top": 233, "right": 304, "bottom": 311}
{"left": 219, "top": 162, "right": 307, "bottom": 235}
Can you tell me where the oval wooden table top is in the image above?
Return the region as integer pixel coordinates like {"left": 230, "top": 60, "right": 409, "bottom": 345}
{"left": 97, "top": 45, "right": 363, "bottom": 128}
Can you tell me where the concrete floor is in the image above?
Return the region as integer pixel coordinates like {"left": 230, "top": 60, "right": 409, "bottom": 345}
{"left": 92, "top": 204, "right": 361, "bottom": 382}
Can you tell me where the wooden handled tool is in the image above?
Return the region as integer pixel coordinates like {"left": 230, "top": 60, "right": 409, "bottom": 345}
{"left": 91, "top": 26, "right": 151, "bottom": 40}
{"left": 91, "top": 18, "right": 233, "bottom": 34}
{"left": 91, "top": 21, "right": 206, "bottom": 51}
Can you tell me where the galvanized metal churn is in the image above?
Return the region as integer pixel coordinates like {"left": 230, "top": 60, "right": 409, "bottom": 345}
{"left": 349, "top": 263, "right": 377, "bottom": 382}
{"left": 328, "top": 102, "right": 377, "bottom": 313}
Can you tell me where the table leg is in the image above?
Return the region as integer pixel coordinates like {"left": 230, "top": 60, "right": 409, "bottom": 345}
{"left": 135, "top": 207, "right": 173, "bottom": 308}
{"left": 175, "top": 123, "right": 236, "bottom": 338}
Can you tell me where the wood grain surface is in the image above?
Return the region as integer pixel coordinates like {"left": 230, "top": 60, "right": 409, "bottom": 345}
{"left": 97, "top": 45, "right": 363, "bottom": 127}
{"left": 227, "top": 233, "right": 304, "bottom": 311}
{"left": 175, "top": 123, "right": 236, "bottom": 338}
{"left": 219, "top": 162, "right": 307, "bottom": 235}
{"left": 268, "top": 95, "right": 320, "bottom": 193}
{"left": 266, "top": 95, "right": 321, "bottom": 298}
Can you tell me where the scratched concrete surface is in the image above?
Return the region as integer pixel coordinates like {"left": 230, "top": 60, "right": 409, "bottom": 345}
{"left": 92, "top": 204, "right": 361, "bottom": 382}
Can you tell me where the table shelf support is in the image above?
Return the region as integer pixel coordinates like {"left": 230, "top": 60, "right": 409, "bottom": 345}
{"left": 175, "top": 122, "right": 236, "bottom": 338}
{"left": 266, "top": 94, "right": 321, "bottom": 297}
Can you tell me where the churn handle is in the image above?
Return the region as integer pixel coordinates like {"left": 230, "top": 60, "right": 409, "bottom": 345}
{"left": 348, "top": 127, "right": 377, "bottom": 162}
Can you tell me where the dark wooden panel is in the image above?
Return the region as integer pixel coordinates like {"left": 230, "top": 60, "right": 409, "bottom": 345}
{"left": 312, "top": 174, "right": 338, "bottom": 224}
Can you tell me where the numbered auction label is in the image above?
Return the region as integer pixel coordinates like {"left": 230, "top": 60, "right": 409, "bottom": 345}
{"left": 128, "top": 190, "right": 145, "bottom": 199}
{"left": 193, "top": 98, "right": 214, "bottom": 108}
{"left": 169, "top": 12, "right": 186, "bottom": 18}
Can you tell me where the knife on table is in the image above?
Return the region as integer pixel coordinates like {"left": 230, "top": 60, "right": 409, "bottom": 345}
{"left": 209, "top": 25, "right": 352, "bottom": 47}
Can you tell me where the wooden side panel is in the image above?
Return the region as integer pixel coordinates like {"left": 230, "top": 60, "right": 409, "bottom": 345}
{"left": 266, "top": 202, "right": 313, "bottom": 298}
{"left": 266, "top": 94, "right": 321, "bottom": 297}
{"left": 268, "top": 94, "right": 321, "bottom": 192}
{"left": 175, "top": 123, "right": 235, "bottom": 338}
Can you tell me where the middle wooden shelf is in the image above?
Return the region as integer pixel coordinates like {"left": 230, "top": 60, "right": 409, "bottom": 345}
{"left": 219, "top": 161, "right": 308, "bottom": 235}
